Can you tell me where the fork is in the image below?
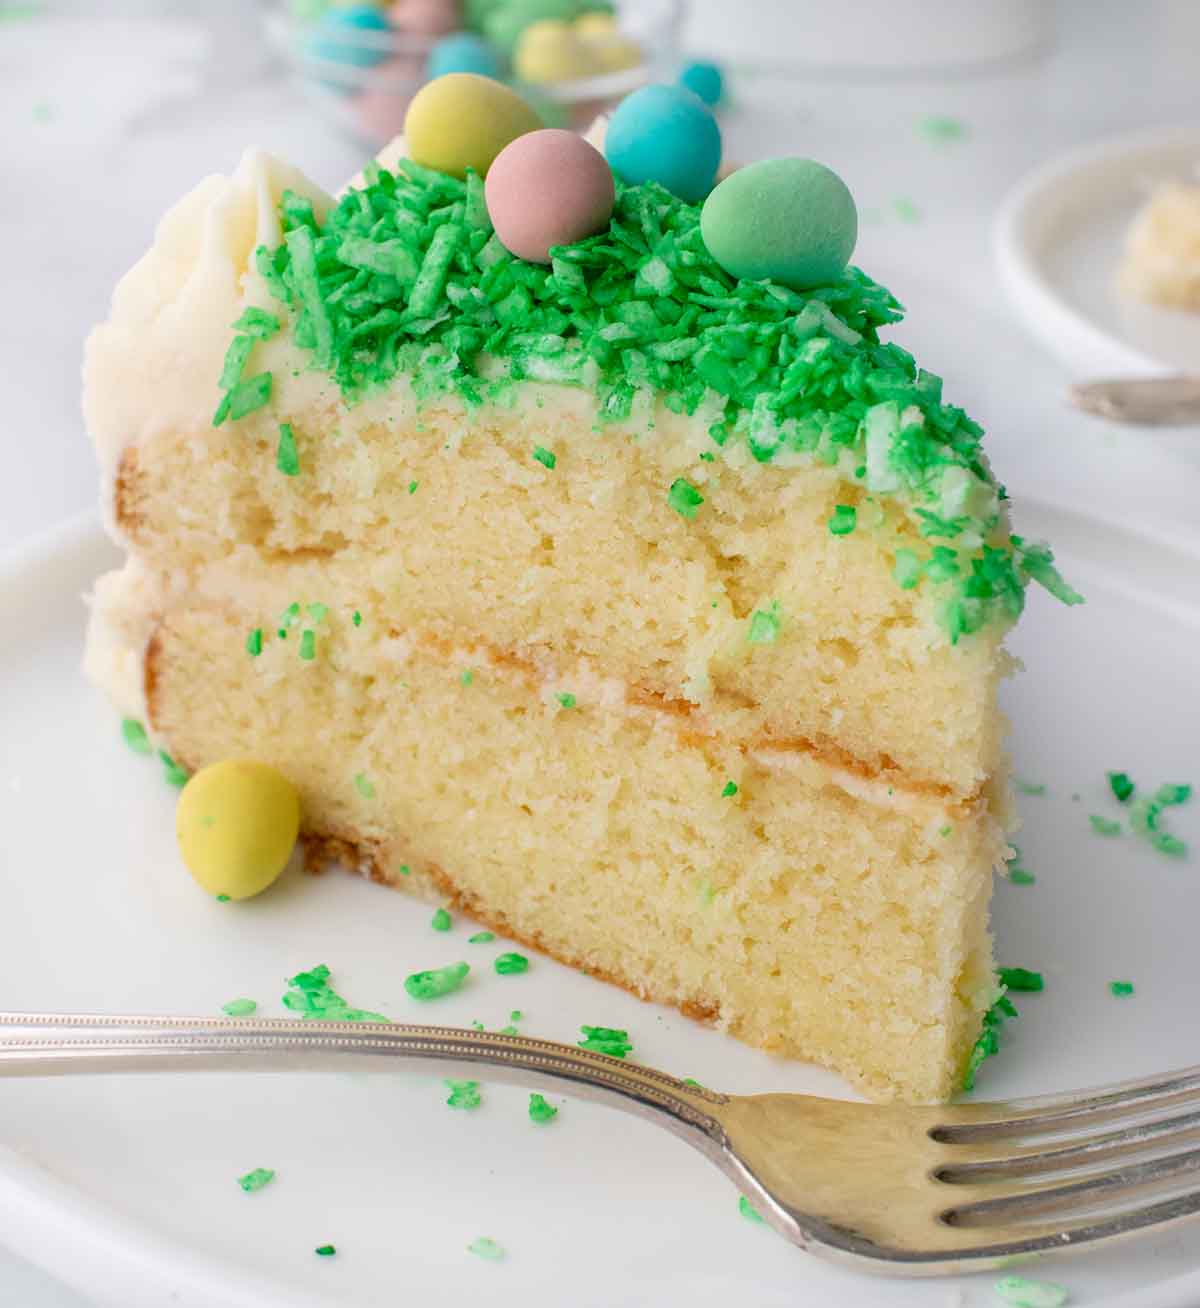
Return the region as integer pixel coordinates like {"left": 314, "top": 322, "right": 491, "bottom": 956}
{"left": 3, "top": 1012, "right": 1199, "bottom": 1277}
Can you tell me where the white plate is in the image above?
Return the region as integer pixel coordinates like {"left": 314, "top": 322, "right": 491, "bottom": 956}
{"left": 2, "top": 512, "right": 1200, "bottom": 1308}
{"left": 995, "top": 126, "right": 1200, "bottom": 377}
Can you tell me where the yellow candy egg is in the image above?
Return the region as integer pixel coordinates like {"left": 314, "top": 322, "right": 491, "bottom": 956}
{"left": 513, "top": 20, "right": 600, "bottom": 83}
{"left": 587, "top": 32, "right": 643, "bottom": 73}
{"left": 176, "top": 759, "right": 301, "bottom": 901}
{"left": 573, "top": 11, "right": 617, "bottom": 38}
{"left": 405, "top": 73, "right": 542, "bottom": 178}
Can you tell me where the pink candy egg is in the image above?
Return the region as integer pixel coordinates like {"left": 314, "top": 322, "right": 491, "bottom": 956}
{"left": 388, "top": 0, "right": 460, "bottom": 37}
{"left": 485, "top": 129, "right": 614, "bottom": 263}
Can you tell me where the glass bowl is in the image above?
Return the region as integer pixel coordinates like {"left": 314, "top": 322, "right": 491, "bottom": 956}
{"left": 265, "top": 0, "right": 684, "bottom": 152}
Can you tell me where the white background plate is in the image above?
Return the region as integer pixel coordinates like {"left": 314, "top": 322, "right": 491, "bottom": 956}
{"left": 1, "top": 510, "right": 1199, "bottom": 1308}
{"left": 995, "top": 126, "right": 1200, "bottom": 377}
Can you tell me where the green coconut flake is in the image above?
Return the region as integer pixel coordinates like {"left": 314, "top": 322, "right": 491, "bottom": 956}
{"left": 1009, "top": 868, "right": 1036, "bottom": 885}
{"left": 1089, "top": 815, "right": 1122, "bottom": 837}
{"left": 276, "top": 423, "right": 301, "bottom": 476}
{"left": 668, "top": 477, "right": 704, "bottom": 519}
{"left": 1015, "top": 779, "right": 1046, "bottom": 796}
{"left": 893, "top": 196, "right": 923, "bottom": 222}
{"left": 282, "top": 963, "right": 388, "bottom": 1023}
{"left": 444, "top": 1079, "right": 482, "bottom": 1109}
{"left": 213, "top": 372, "right": 272, "bottom": 427}
{"left": 314, "top": 1244, "right": 336, "bottom": 1257}
{"left": 1107, "top": 771, "right": 1136, "bottom": 803}
{"left": 1152, "top": 832, "right": 1188, "bottom": 858}
{"left": 532, "top": 445, "right": 556, "bottom": 469}
{"left": 962, "top": 988, "right": 1018, "bottom": 1092}
{"left": 892, "top": 548, "right": 922, "bottom": 589}
{"left": 997, "top": 966, "right": 1044, "bottom": 993}
{"left": 307, "top": 603, "right": 327, "bottom": 624}
{"left": 469, "top": 931, "right": 495, "bottom": 944}
{"left": 299, "top": 629, "right": 316, "bottom": 660}
{"left": 556, "top": 692, "right": 576, "bottom": 709}
{"left": 721, "top": 780, "right": 738, "bottom": 798}
{"left": 993, "top": 1276, "right": 1069, "bottom": 1308}
{"left": 354, "top": 772, "right": 375, "bottom": 799}
{"left": 352, "top": 609, "right": 362, "bottom": 626}
{"left": 528, "top": 1092, "right": 558, "bottom": 1124}
{"left": 431, "top": 907, "right": 452, "bottom": 932}
{"left": 467, "top": 1237, "right": 504, "bottom": 1262}
{"left": 404, "top": 961, "right": 470, "bottom": 1000}
{"left": 222, "top": 998, "right": 258, "bottom": 1017}
{"left": 828, "top": 504, "right": 857, "bottom": 536}
{"left": 459, "top": 668, "right": 474, "bottom": 687}
{"left": 1110, "top": 980, "right": 1135, "bottom": 997}
{"left": 216, "top": 893, "right": 231, "bottom": 902}
{"left": 747, "top": 601, "right": 781, "bottom": 645}
{"left": 916, "top": 114, "right": 967, "bottom": 144}
{"left": 738, "top": 1195, "right": 766, "bottom": 1224}
{"left": 219, "top": 334, "right": 255, "bottom": 391}
{"left": 121, "top": 717, "right": 152, "bottom": 755}
{"left": 237, "top": 1167, "right": 275, "bottom": 1192}
{"left": 494, "top": 952, "right": 529, "bottom": 975}
{"left": 408, "top": 479, "right": 419, "bottom": 494}
{"left": 578, "top": 1025, "right": 633, "bottom": 1059}
{"left": 246, "top": 627, "right": 263, "bottom": 657}
{"left": 1156, "top": 783, "right": 1192, "bottom": 806}
{"left": 159, "top": 750, "right": 189, "bottom": 788}
{"left": 232, "top": 306, "right": 281, "bottom": 339}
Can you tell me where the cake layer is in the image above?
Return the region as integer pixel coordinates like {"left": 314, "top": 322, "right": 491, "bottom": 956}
{"left": 103, "top": 567, "right": 1003, "bottom": 1102}
{"left": 84, "top": 150, "right": 1015, "bottom": 798}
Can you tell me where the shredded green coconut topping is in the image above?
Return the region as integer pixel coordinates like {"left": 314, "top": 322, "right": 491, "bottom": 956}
{"left": 467, "top": 1236, "right": 504, "bottom": 1262}
{"left": 237, "top": 1166, "right": 275, "bottom": 1192}
{"left": 282, "top": 963, "right": 388, "bottom": 1022}
{"left": 121, "top": 717, "right": 151, "bottom": 755}
{"left": 445, "top": 1078, "right": 482, "bottom": 1109}
{"left": 997, "top": 966, "right": 1043, "bottom": 993}
{"left": 1126, "top": 778, "right": 1192, "bottom": 859}
{"left": 246, "top": 627, "right": 263, "bottom": 657}
{"left": 354, "top": 771, "right": 375, "bottom": 799}
{"left": 494, "top": 952, "right": 529, "bottom": 975}
{"left": 532, "top": 444, "right": 556, "bottom": 469}
{"left": 555, "top": 692, "right": 576, "bottom": 709}
{"left": 721, "top": 780, "right": 738, "bottom": 797}
{"left": 1005, "top": 845, "right": 1036, "bottom": 886}
{"left": 222, "top": 998, "right": 257, "bottom": 1017}
{"left": 578, "top": 1025, "right": 633, "bottom": 1059}
{"left": 993, "top": 1275, "right": 1069, "bottom": 1308}
{"left": 738, "top": 1195, "right": 766, "bottom": 1224}
{"left": 528, "top": 1092, "right": 558, "bottom": 1124}
{"left": 1015, "top": 779, "right": 1046, "bottom": 796}
{"left": 1089, "top": 814, "right": 1122, "bottom": 837}
{"left": 1110, "top": 980, "right": 1134, "bottom": 997}
{"left": 431, "top": 907, "right": 452, "bottom": 931}
{"left": 276, "top": 422, "right": 300, "bottom": 476}
{"left": 828, "top": 503, "right": 857, "bottom": 536}
{"left": 314, "top": 1244, "right": 336, "bottom": 1257}
{"left": 405, "top": 961, "right": 470, "bottom": 999}
{"left": 1107, "top": 771, "right": 1135, "bottom": 803}
{"left": 469, "top": 931, "right": 495, "bottom": 943}
{"left": 159, "top": 750, "right": 189, "bottom": 788}
{"left": 746, "top": 601, "right": 781, "bottom": 645}
{"left": 963, "top": 988, "right": 1017, "bottom": 1092}
{"left": 236, "top": 162, "right": 1079, "bottom": 639}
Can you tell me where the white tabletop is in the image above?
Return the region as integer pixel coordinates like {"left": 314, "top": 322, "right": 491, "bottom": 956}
{"left": 2, "top": 1, "right": 1199, "bottom": 1302}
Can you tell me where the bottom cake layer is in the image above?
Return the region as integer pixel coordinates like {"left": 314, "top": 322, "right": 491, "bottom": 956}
{"left": 88, "top": 570, "right": 1004, "bottom": 1102}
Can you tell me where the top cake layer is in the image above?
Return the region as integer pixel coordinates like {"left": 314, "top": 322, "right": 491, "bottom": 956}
{"left": 85, "top": 148, "right": 1079, "bottom": 797}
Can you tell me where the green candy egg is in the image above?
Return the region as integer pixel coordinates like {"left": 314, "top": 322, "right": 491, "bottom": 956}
{"left": 700, "top": 157, "right": 858, "bottom": 292}
{"left": 176, "top": 759, "right": 301, "bottom": 900}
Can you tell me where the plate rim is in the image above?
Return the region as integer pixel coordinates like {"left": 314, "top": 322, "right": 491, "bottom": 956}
{"left": 3, "top": 509, "right": 1200, "bottom": 1308}
{"left": 993, "top": 122, "right": 1200, "bottom": 378}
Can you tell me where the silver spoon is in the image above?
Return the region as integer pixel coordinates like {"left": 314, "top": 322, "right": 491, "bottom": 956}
{"left": 1068, "top": 375, "right": 1200, "bottom": 425}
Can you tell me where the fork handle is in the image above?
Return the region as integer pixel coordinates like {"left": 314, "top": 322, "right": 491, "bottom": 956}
{"left": 0, "top": 1012, "right": 727, "bottom": 1146}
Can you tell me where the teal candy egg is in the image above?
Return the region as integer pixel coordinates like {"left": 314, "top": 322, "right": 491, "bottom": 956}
{"left": 428, "top": 32, "right": 502, "bottom": 78}
{"left": 700, "top": 157, "right": 857, "bottom": 291}
{"left": 605, "top": 84, "right": 721, "bottom": 204}
{"left": 679, "top": 60, "right": 724, "bottom": 106}
{"left": 308, "top": 5, "right": 393, "bottom": 69}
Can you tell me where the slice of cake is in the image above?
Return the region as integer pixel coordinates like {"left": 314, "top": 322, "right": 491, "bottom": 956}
{"left": 84, "top": 110, "right": 1078, "bottom": 1102}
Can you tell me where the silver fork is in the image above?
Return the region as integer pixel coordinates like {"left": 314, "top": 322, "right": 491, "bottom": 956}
{"left": 3, "top": 1012, "right": 1199, "bottom": 1277}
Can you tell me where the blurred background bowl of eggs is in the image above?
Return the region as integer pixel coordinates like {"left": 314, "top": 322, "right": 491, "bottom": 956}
{"left": 265, "top": 0, "right": 685, "bottom": 150}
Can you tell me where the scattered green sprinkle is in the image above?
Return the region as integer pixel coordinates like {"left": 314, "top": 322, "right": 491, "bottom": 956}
{"left": 213, "top": 372, "right": 272, "bottom": 427}
{"left": 747, "top": 601, "right": 781, "bottom": 645}
{"left": 276, "top": 422, "right": 300, "bottom": 476}
{"left": 528, "top": 1092, "right": 558, "bottom": 1124}
{"left": 1156, "top": 783, "right": 1192, "bottom": 806}
{"left": 494, "top": 952, "right": 529, "bottom": 975}
{"left": 231, "top": 307, "right": 281, "bottom": 339}
{"left": 682, "top": 1077, "right": 704, "bottom": 1089}
{"left": 216, "top": 893, "right": 231, "bottom": 902}
{"left": 667, "top": 477, "right": 704, "bottom": 519}
{"left": 893, "top": 196, "right": 923, "bottom": 223}
{"left": 307, "top": 602, "right": 327, "bottom": 624}
{"left": 1152, "top": 831, "right": 1188, "bottom": 858}
{"left": 1107, "top": 771, "right": 1135, "bottom": 803}
{"left": 828, "top": 503, "right": 857, "bottom": 535}
{"left": 159, "top": 750, "right": 189, "bottom": 788}
{"left": 1005, "top": 845, "right": 1035, "bottom": 885}
{"left": 916, "top": 114, "right": 967, "bottom": 144}
{"left": 352, "top": 609, "right": 362, "bottom": 626}
{"left": 556, "top": 692, "right": 576, "bottom": 709}
{"left": 444, "top": 1079, "right": 482, "bottom": 1109}
{"left": 121, "top": 717, "right": 151, "bottom": 755}
{"left": 578, "top": 1025, "right": 633, "bottom": 1059}
{"left": 738, "top": 1195, "right": 765, "bottom": 1224}
{"left": 354, "top": 772, "right": 374, "bottom": 799}
{"left": 431, "top": 907, "right": 452, "bottom": 932}
{"left": 469, "top": 931, "right": 495, "bottom": 943}
{"left": 892, "top": 548, "right": 922, "bottom": 589}
{"left": 404, "top": 961, "right": 470, "bottom": 1000}
{"left": 997, "top": 967, "right": 1044, "bottom": 993}
{"left": 532, "top": 445, "right": 556, "bottom": 469}
{"left": 962, "top": 989, "right": 1018, "bottom": 1092}
{"left": 993, "top": 1275, "right": 1069, "bottom": 1308}
{"left": 1015, "top": 779, "right": 1046, "bottom": 796}
{"left": 460, "top": 668, "right": 474, "bottom": 687}
{"left": 407, "top": 480, "right": 418, "bottom": 494}
{"left": 721, "top": 780, "right": 738, "bottom": 798}
{"left": 467, "top": 1237, "right": 504, "bottom": 1262}
{"left": 314, "top": 1244, "right": 336, "bottom": 1258}
{"left": 299, "top": 629, "right": 316, "bottom": 660}
{"left": 398, "top": 863, "right": 411, "bottom": 876}
{"left": 222, "top": 998, "right": 257, "bottom": 1017}
{"left": 237, "top": 1167, "right": 275, "bottom": 1193}
{"left": 510, "top": 1010, "right": 522, "bottom": 1021}
{"left": 938, "top": 824, "right": 952, "bottom": 838}
{"left": 246, "top": 627, "right": 263, "bottom": 657}
{"left": 1110, "top": 980, "right": 1134, "bottom": 997}
{"left": 282, "top": 963, "right": 388, "bottom": 1023}
{"left": 1089, "top": 815, "right": 1122, "bottom": 837}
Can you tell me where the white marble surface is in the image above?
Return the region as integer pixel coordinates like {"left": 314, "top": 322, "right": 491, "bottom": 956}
{"left": 2, "top": 1, "right": 1200, "bottom": 1302}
